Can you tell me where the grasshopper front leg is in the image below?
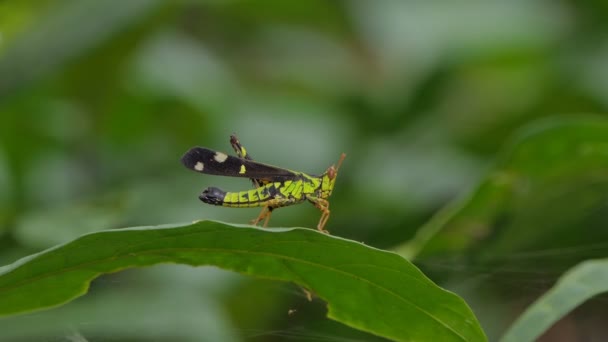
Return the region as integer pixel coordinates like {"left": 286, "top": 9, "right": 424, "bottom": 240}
{"left": 306, "top": 195, "right": 331, "bottom": 234}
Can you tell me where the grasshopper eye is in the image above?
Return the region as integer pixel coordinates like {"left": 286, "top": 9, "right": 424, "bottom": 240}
{"left": 327, "top": 166, "right": 337, "bottom": 179}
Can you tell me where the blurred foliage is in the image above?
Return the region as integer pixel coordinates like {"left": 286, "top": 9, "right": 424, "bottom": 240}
{"left": 402, "top": 118, "right": 608, "bottom": 261}
{"left": 1, "top": 0, "right": 608, "bottom": 341}
{"left": 503, "top": 259, "right": 608, "bottom": 342}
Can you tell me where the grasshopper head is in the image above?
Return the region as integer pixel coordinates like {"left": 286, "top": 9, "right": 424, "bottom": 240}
{"left": 327, "top": 153, "right": 346, "bottom": 179}
{"left": 321, "top": 153, "right": 346, "bottom": 198}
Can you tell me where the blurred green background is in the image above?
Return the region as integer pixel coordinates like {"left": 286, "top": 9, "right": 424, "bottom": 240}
{"left": 1, "top": 1, "right": 608, "bottom": 341}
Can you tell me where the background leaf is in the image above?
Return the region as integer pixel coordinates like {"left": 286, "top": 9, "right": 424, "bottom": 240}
{"left": 401, "top": 117, "right": 608, "bottom": 260}
{"left": 395, "top": 117, "right": 608, "bottom": 340}
{"left": 501, "top": 259, "right": 608, "bottom": 342}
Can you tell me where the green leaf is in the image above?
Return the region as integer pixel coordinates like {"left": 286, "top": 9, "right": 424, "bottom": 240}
{"left": 0, "top": 221, "right": 486, "bottom": 342}
{"left": 399, "top": 117, "right": 608, "bottom": 260}
{"left": 501, "top": 258, "right": 608, "bottom": 342}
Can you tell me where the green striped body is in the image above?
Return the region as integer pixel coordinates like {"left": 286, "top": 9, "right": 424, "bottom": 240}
{"left": 202, "top": 172, "right": 336, "bottom": 209}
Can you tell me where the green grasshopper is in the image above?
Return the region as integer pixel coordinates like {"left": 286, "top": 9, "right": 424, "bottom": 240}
{"left": 181, "top": 135, "right": 345, "bottom": 233}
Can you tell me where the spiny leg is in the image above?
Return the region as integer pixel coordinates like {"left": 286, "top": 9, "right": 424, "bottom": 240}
{"left": 230, "top": 134, "right": 264, "bottom": 188}
{"left": 251, "top": 197, "right": 295, "bottom": 228}
{"left": 262, "top": 207, "right": 273, "bottom": 227}
{"left": 252, "top": 206, "right": 273, "bottom": 227}
{"left": 307, "top": 196, "right": 331, "bottom": 233}
{"left": 231, "top": 134, "right": 276, "bottom": 227}
{"left": 317, "top": 201, "right": 330, "bottom": 233}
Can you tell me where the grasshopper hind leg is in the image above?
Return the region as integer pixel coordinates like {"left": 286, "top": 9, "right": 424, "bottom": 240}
{"left": 232, "top": 134, "right": 274, "bottom": 227}
{"left": 251, "top": 197, "right": 295, "bottom": 228}
{"left": 252, "top": 206, "right": 273, "bottom": 227}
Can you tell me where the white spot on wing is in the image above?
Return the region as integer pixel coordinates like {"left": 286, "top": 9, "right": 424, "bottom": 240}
{"left": 214, "top": 152, "right": 228, "bottom": 163}
{"left": 194, "top": 162, "right": 204, "bottom": 171}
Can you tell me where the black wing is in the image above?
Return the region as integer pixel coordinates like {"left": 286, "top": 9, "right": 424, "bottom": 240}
{"left": 181, "top": 147, "right": 297, "bottom": 181}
